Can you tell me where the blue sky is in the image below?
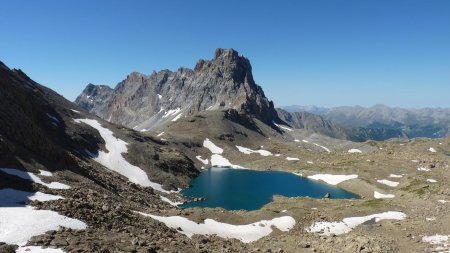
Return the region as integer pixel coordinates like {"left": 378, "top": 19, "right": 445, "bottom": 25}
{"left": 1, "top": 0, "right": 449, "bottom": 108}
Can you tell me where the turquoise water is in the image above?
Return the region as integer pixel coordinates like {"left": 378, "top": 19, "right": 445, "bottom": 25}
{"left": 181, "top": 168, "right": 359, "bottom": 211}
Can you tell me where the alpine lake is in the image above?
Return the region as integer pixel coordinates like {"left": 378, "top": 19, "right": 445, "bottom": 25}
{"left": 181, "top": 167, "right": 359, "bottom": 211}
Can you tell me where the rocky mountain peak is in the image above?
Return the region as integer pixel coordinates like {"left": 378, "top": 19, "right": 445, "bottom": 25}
{"left": 75, "top": 48, "right": 279, "bottom": 131}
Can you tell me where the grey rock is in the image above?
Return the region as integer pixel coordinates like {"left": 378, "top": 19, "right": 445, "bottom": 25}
{"left": 75, "top": 48, "right": 279, "bottom": 131}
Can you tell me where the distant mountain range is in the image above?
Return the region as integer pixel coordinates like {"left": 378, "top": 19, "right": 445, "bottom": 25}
{"left": 282, "top": 104, "right": 450, "bottom": 138}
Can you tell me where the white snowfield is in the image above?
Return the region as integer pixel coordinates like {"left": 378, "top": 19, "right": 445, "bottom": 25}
{"left": 374, "top": 191, "right": 395, "bottom": 199}
{"left": 162, "top": 108, "right": 181, "bottom": 118}
{"left": 195, "top": 155, "right": 209, "bottom": 165}
{"left": 377, "top": 179, "right": 399, "bottom": 187}
{"left": 236, "top": 145, "right": 272, "bottom": 156}
{"left": 422, "top": 234, "right": 450, "bottom": 252}
{"left": 16, "top": 246, "right": 66, "bottom": 253}
{"left": 429, "top": 147, "right": 437, "bottom": 153}
{"left": 203, "top": 138, "right": 223, "bottom": 154}
{"left": 0, "top": 188, "right": 85, "bottom": 247}
{"left": 211, "top": 154, "right": 236, "bottom": 167}
{"left": 273, "top": 122, "right": 292, "bottom": 131}
{"left": 418, "top": 167, "right": 431, "bottom": 172}
{"left": 39, "top": 170, "right": 53, "bottom": 177}
{"left": 307, "top": 211, "right": 406, "bottom": 236}
{"left": 348, "top": 149, "right": 362, "bottom": 153}
{"left": 138, "top": 212, "right": 296, "bottom": 243}
{"left": 74, "top": 119, "right": 169, "bottom": 193}
{"left": 203, "top": 139, "right": 243, "bottom": 168}
{"left": 286, "top": 157, "right": 300, "bottom": 161}
{"left": 0, "top": 168, "right": 70, "bottom": 190}
{"left": 0, "top": 188, "right": 63, "bottom": 204}
{"left": 307, "top": 174, "right": 358, "bottom": 185}
{"left": 172, "top": 113, "right": 183, "bottom": 122}
{"left": 389, "top": 174, "right": 403, "bottom": 178}
{"left": 46, "top": 113, "right": 60, "bottom": 123}
{"left": 160, "top": 196, "right": 183, "bottom": 207}
{"left": 0, "top": 206, "right": 86, "bottom": 246}
{"left": 16, "top": 246, "right": 65, "bottom": 253}
{"left": 427, "top": 179, "right": 437, "bottom": 183}
{"left": 313, "top": 143, "right": 331, "bottom": 153}
{"left": 422, "top": 234, "right": 449, "bottom": 245}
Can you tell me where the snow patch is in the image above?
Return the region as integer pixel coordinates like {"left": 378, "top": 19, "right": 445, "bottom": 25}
{"left": 307, "top": 174, "right": 358, "bottom": 185}
{"left": 286, "top": 157, "right": 299, "bottom": 161}
{"left": 203, "top": 138, "right": 223, "bottom": 154}
{"left": 162, "top": 108, "right": 181, "bottom": 118}
{"left": 236, "top": 146, "right": 272, "bottom": 156}
{"left": 0, "top": 168, "right": 70, "bottom": 190}
{"left": 195, "top": 156, "right": 209, "bottom": 165}
{"left": 313, "top": 143, "right": 331, "bottom": 153}
{"left": 418, "top": 167, "right": 431, "bottom": 172}
{"left": 0, "top": 206, "right": 86, "bottom": 245}
{"left": 172, "top": 113, "right": 183, "bottom": 122}
{"left": 307, "top": 211, "right": 406, "bottom": 236}
{"left": 348, "top": 149, "right": 362, "bottom": 153}
{"left": 422, "top": 234, "right": 450, "bottom": 252}
{"left": 46, "top": 113, "right": 60, "bottom": 123}
{"left": 273, "top": 122, "right": 292, "bottom": 131}
{"left": 374, "top": 191, "right": 395, "bottom": 199}
{"left": 294, "top": 139, "right": 300, "bottom": 142}
{"left": 17, "top": 246, "right": 66, "bottom": 253}
{"left": 211, "top": 154, "right": 235, "bottom": 167}
{"left": 160, "top": 196, "right": 183, "bottom": 207}
{"left": 157, "top": 94, "right": 162, "bottom": 99}
{"left": 302, "top": 140, "right": 309, "bottom": 143}
{"left": 39, "top": 170, "right": 53, "bottom": 177}
{"left": 429, "top": 147, "right": 437, "bottom": 153}
{"left": 157, "top": 132, "right": 165, "bottom": 137}
{"left": 427, "top": 179, "right": 437, "bottom": 183}
{"left": 438, "top": 200, "right": 448, "bottom": 204}
{"left": 377, "top": 179, "right": 399, "bottom": 187}
{"left": 389, "top": 174, "right": 403, "bottom": 178}
{"left": 0, "top": 188, "right": 63, "bottom": 205}
{"left": 138, "top": 212, "right": 295, "bottom": 243}
{"left": 74, "top": 119, "right": 168, "bottom": 192}
{"left": 70, "top": 109, "right": 80, "bottom": 113}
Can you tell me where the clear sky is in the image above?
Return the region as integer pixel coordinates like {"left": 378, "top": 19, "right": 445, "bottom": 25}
{"left": 1, "top": 0, "right": 449, "bottom": 108}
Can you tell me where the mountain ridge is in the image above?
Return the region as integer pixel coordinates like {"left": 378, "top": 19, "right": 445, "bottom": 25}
{"left": 281, "top": 104, "right": 450, "bottom": 138}
{"left": 75, "top": 48, "right": 280, "bottom": 131}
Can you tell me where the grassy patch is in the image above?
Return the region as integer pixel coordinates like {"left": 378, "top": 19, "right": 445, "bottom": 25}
{"left": 359, "top": 199, "right": 384, "bottom": 208}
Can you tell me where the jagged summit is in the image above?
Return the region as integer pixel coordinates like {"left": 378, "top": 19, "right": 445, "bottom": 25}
{"left": 75, "top": 48, "right": 279, "bottom": 131}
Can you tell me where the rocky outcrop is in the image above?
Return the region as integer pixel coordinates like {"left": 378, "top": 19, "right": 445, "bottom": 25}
{"left": 75, "top": 48, "right": 279, "bottom": 131}
{"left": 75, "top": 84, "right": 114, "bottom": 115}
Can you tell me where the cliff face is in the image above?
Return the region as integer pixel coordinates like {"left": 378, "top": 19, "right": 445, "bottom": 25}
{"left": 75, "top": 48, "right": 279, "bottom": 130}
